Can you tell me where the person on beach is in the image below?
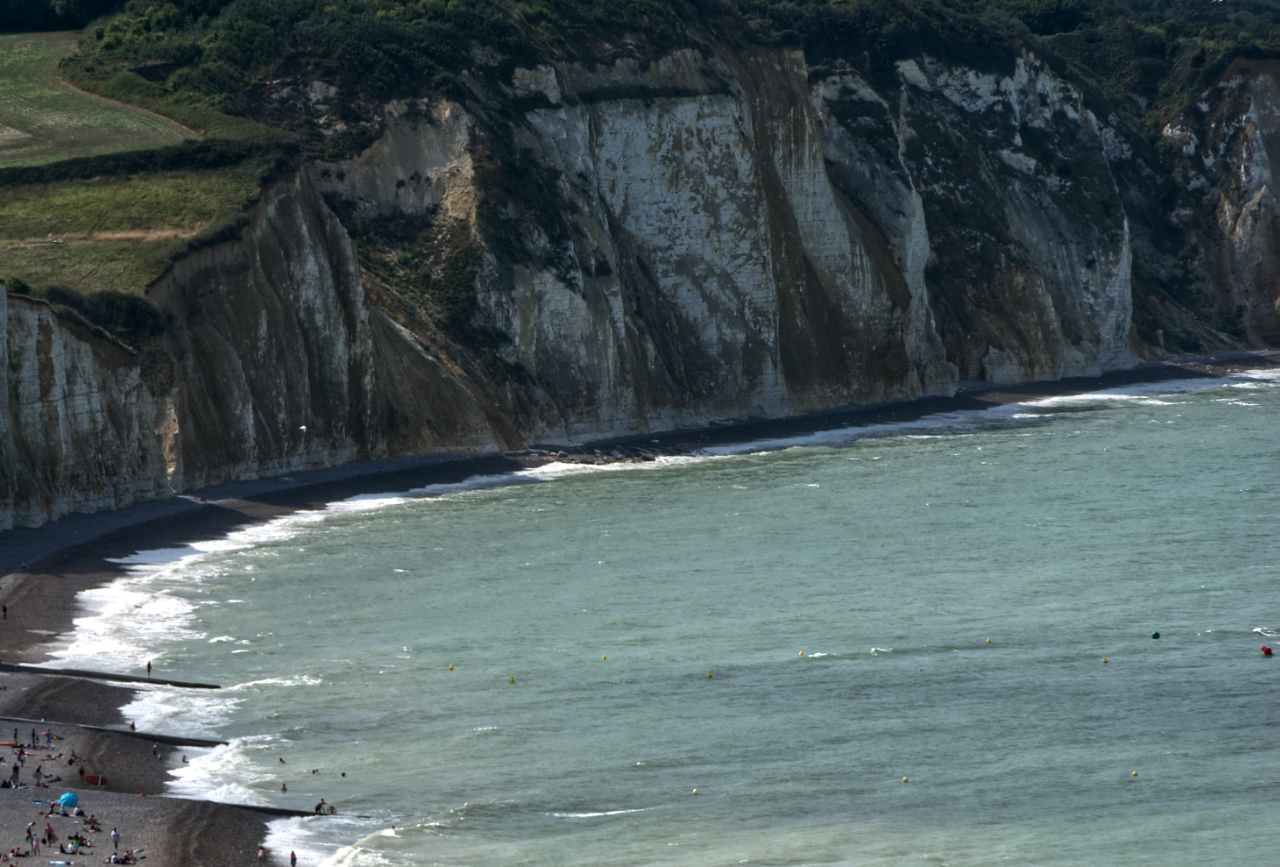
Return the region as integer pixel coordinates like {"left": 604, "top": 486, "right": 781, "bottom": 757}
{"left": 2, "top": 603, "right": 6, "bottom": 618}
{"left": 291, "top": 851, "right": 297, "bottom": 867}
{"left": 32, "top": 765, "right": 41, "bottom": 787}
{"left": 146, "top": 660, "right": 152, "bottom": 678}
{"left": 258, "top": 846, "right": 266, "bottom": 861}
{"left": 281, "top": 783, "right": 287, "bottom": 792}
{"left": 111, "top": 828, "right": 119, "bottom": 851}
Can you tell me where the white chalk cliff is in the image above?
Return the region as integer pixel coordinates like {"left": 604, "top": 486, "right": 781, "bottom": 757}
{"left": 3, "top": 47, "right": 1278, "bottom": 529}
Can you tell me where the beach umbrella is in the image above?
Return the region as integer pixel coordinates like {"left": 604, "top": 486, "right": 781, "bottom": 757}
{"left": 58, "top": 792, "right": 77, "bottom": 808}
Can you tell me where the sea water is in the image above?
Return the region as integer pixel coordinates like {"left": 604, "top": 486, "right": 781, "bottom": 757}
{"left": 39, "top": 371, "right": 1280, "bottom": 866}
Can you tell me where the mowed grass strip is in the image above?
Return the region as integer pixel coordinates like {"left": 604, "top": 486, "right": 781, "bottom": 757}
{"left": 1, "top": 164, "right": 262, "bottom": 294}
{"left": 0, "top": 31, "right": 189, "bottom": 168}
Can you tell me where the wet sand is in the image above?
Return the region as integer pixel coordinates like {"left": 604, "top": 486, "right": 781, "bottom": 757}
{"left": 0, "top": 348, "right": 1276, "bottom": 864}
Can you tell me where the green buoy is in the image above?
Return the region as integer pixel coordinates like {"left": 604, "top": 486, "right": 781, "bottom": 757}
{"left": 1152, "top": 632, "right": 1160, "bottom": 639}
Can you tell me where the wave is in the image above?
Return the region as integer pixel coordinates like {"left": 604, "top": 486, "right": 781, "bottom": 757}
{"left": 551, "top": 807, "right": 651, "bottom": 818}
{"left": 696, "top": 369, "right": 1280, "bottom": 457}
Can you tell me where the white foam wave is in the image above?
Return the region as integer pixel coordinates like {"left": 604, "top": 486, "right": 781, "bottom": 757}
{"left": 31, "top": 582, "right": 201, "bottom": 673}
{"left": 552, "top": 807, "right": 649, "bottom": 818}
{"left": 267, "top": 814, "right": 390, "bottom": 867}
{"left": 119, "top": 685, "right": 240, "bottom": 739}
{"left": 517, "top": 455, "right": 700, "bottom": 481}
{"left": 696, "top": 372, "right": 1276, "bottom": 457}
{"left": 226, "top": 675, "right": 324, "bottom": 691}
{"left": 165, "top": 741, "right": 271, "bottom": 804}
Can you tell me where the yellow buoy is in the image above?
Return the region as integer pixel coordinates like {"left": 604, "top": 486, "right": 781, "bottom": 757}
{"left": 1103, "top": 657, "right": 1107, "bottom": 663}
{"left": 692, "top": 789, "right": 698, "bottom": 795}
{"left": 1132, "top": 771, "right": 1138, "bottom": 777}
{"left": 602, "top": 655, "right": 607, "bottom": 660}
{"left": 708, "top": 671, "right": 713, "bottom": 678}
{"left": 448, "top": 664, "right": 453, "bottom": 670}
{"left": 799, "top": 651, "right": 804, "bottom": 656}
{"left": 902, "top": 777, "right": 909, "bottom": 783}
{"left": 986, "top": 638, "right": 990, "bottom": 644}
{"left": 510, "top": 676, "right": 515, "bottom": 683}
{"left": 919, "top": 669, "right": 923, "bottom": 672}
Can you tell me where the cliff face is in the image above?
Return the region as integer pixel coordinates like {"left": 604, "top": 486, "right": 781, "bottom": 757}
{"left": 1174, "top": 61, "right": 1280, "bottom": 349}
{"left": 1, "top": 289, "right": 173, "bottom": 528}
{"left": 817, "top": 54, "right": 1138, "bottom": 382}
{"left": 318, "top": 49, "right": 957, "bottom": 443}
{"left": 146, "top": 170, "right": 512, "bottom": 493}
{"left": 4, "top": 45, "right": 1278, "bottom": 529}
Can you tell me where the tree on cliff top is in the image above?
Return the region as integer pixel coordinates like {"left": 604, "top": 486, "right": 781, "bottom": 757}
{"left": 14, "top": 0, "right": 1278, "bottom": 160}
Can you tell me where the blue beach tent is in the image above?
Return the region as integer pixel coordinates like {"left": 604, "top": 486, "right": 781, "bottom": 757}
{"left": 58, "top": 792, "right": 77, "bottom": 808}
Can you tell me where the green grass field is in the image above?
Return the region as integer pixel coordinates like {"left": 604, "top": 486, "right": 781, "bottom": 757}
{"left": 0, "top": 31, "right": 190, "bottom": 168}
{"left": 0, "top": 164, "right": 263, "bottom": 294}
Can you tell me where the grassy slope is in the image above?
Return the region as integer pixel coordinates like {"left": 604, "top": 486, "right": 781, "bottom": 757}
{"left": 0, "top": 164, "right": 264, "bottom": 295}
{"left": 0, "top": 31, "right": 189, "bottom": 168}
{"left": 0, "top": 31, "right": 270, "bottom": 302}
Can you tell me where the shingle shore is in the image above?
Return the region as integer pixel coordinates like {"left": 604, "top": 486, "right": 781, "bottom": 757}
{"left": 0, "top": 673, "right": 269, "bottom": 865}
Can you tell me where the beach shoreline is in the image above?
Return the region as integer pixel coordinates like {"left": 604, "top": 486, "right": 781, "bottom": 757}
{"left": 0, "top": 347, "right": 1276, "bottom": 864}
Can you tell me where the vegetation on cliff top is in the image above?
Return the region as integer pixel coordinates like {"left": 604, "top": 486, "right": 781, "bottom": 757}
{"left": 1, "top": 158, "right": 266, "bottom": 297}
{"left": 0, "top": 31, "right": 187, "bottom": 167}
{"left": 2, "top": 0, "right": 1268, "bottom": 167}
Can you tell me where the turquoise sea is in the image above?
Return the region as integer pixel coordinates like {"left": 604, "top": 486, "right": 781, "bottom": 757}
{"left": 42, "top": 370, "right": 1280, "bottom": 866}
